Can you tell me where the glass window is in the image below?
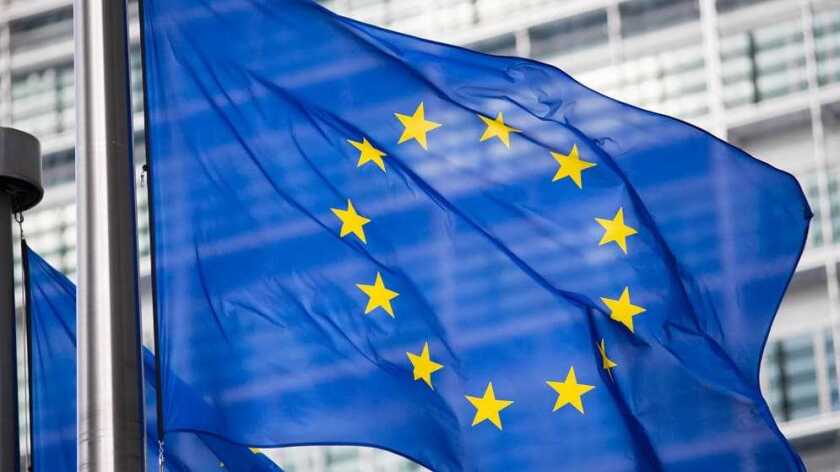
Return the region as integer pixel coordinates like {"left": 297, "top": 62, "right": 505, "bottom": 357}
{"left": 618, "top": 41, "right": 707, "bottom": 120}
{"left": 9, "top": 6, "right": 73, "bottom": 53}
{"left": 467, "top": 33, "right": 517, "bottom": 57}
{"left": 765, "top": 334, "right": 819, "bottom": 421}
{"left": 43, "top": 149, "right": 74, "bottom": 187}
{"left": 11, "top": 62, "right": 74, "bottom": 140}
{"left": 620, "top": 0, "right": 700, "bottom": 38}
{"left": 528, "top": 9, "right": 608, "bottom": 60}
{"left": 721, "top": 17, "right": 807, "bottom": 108}
{"left": 716, "top": 0, "right": 772, "bottom": 14}
{"left": 814, "top": 7, "right": 840, "bottom": 86}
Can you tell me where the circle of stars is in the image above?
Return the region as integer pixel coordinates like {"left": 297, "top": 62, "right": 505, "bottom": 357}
{"left": 330, "top": 101, "right": 644, "bottom": 432}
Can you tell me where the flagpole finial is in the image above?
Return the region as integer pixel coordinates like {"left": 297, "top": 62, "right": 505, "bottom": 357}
{"left": 0, "top": 128, "right": 43, "bottom": 214}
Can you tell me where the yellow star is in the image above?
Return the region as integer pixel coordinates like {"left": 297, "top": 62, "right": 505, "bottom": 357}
{"left": 406, "top": 342, "right": 444, "bottom": 389}
{"left": 600, "top": 287, "right": 646, "bottom": 332}
{"left": 331, "top": 199, "right": 371, "bottom": 244}
{"left": 249, "top": 448, "right": 261, "bottom": 454}
{"left": 595, "top": 207, "right": 637, "bottom": 254}
{"left": 347, "top": 137, "right": 387, "bottom": 172}
{"left": 546, "top": 367, "right": 595, "bottom": 414}
{"left": 356, "top": 272, "right": 399, "bottom": 317}
{"left": 551, "top": 144, "right": 596, "bottom": 188}
{"left": 478, "top": 112, "right": 520, "bottom": 148}
{"left": 395, "top": 102, "right": 442, "bottom": 150}
{"left": 465, "top": 382, "right": 514, "bottom": 430}
{"left": 597, "top": 339, "right": 617, "bottom": 372}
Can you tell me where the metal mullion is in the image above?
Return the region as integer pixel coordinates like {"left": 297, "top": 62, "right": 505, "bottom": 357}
{"left": 606, "top": 1, "right": 624, "bottom": 99}
{"left": 700, "top": 0, "right": 726, "bottom": 139}
{"left": 515, "top": 29, "right": 530, "bottom": 58}
{"left": 814, "top": 329, "right": 832, "bottom": 412}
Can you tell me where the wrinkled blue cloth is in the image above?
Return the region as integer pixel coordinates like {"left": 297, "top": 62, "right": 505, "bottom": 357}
{"left": 141, "top": 1, "right": 810, "bottom": 470}
{"left": 25, "top": 245, "right": 282, "bottom": 471}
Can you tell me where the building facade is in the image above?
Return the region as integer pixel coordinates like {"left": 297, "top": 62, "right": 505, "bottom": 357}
{"left": 3, "top": 0, "right": 840, "bottom": 470}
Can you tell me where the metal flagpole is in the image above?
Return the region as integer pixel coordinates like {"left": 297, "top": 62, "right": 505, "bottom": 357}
{"left": 0, "top": 192, "right": 18, "bottom": 472}
{"left": 135, "top": 2, "right": 168, "bottom": 469}
{"left": 21, "top": 238, "right": 35, "bottom": 472}
{"left": 0, "top": 128, "right": 42, "bottom": 472}
{"left": 74, "top": 0, "right": 145, "bottom": 471}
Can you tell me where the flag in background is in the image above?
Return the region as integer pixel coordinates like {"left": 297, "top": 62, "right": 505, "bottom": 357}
{"left": 141, "top": 0, "right": 810, "bottom": 470}
{"left": 24, "top": 244, "right": 282, "bottom": 471}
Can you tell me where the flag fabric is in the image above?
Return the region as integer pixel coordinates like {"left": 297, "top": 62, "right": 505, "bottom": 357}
{"left": 24, "top": 244, "right": 282, "bottom": 472}
{"left": 140, "top": 1, "right": 810, "bottom": 470}
{"left": 26, "top": 245, "right": 75, "bottom": 471}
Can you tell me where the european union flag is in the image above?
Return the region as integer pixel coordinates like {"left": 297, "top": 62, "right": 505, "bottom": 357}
{"left": 24, "top": 244, "right": 282, "bottom": 471}
{"left": 141, "top": 1, "right": 810, "bottom": 470}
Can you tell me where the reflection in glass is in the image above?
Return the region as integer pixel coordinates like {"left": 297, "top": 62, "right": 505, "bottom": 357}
{"left": 814, "top": 8, "right": 840, "bottom": 86}
{"left": 721, "top": 16, "right": 807, "bottom": 108}
{"left": 528, "top": 9, "right": 608, "bottom": 60}
{"left": 620, "top": 0, "right": 699, "bottom": 38}
{"left": 765, "top": 334, "right": 819, "bottom": 421}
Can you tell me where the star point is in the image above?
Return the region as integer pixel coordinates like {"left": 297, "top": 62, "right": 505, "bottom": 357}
{"left": 465, "top": 382, "right": 514, "bottom": 430}
{"left": 478, "top": 112, "right": 520, "bottom": 148}
{"left": 356, "top": 272, "right": 399, "bottom": 317}
{"left": 597, "top": 339, "right": 617, "bottom": 372}
{"left": 595, "top": 207, "right": 637, "bottom": 254}
{"left": 331, "top": 199, "right": 371, "bottom": 244}
{"left": 546, "top": 367, "right": 595, "bottom": 414}
{"left": 348, "top": 137, "right": 387, "bottom": 172}
{"left": 395, "top": 102, "right": 442, "bottom": 150}
{"left": 551, "top": 144, "right": 597, "bottom": 188}
{"left": 407, "top": 342, "right": 444, "bottom": 389}
{"left": 601, "top": 287, "right": 646, "bottom": 332}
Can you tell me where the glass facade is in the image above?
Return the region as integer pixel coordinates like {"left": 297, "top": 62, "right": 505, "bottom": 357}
{"left": 766, "top": 333, "right": 822, "bottom": 421}
{"left": 528, "top": 10, "right": 609, "bottom": 59}
{"left": 720, "top": 16, "right": 808, "bottom": 107}
{"left": 619, "top": 0, "right": 700, "bottom": 37}
{"left": 4, "top": 0, "right": 840, "bottom": 470}
{"left": 763, "top": 327, "right": 840, "bottom": 421}
{"left": 11, "top": 61, "right": 73, "bottom": 144}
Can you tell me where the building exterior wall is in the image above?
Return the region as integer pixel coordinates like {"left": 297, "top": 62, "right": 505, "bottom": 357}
{"left": 3, "top": 0, "right": 840, "bottom": 470}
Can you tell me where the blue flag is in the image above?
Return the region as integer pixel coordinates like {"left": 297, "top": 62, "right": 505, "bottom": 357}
{"left": 141, "top": 1, "right": 810, "bottom": 470}
{"left": 24, "top": 245, "right": 282, "bottom": 471}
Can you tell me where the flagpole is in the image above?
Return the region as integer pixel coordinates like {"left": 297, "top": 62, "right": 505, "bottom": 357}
{"left": 0, "top": 128, "right": 42, "bottom": 472}
{"left": 20, "top": 239, "right": 35, "bottom": 472}
{"left": 135, "top": 2, "right": 168, "bottom": 468}
{"left": 74, "top": 1, "right": 145, "bottom": 471}
{"left": 0, "top": 192, "right": 18, "bottom": 472}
